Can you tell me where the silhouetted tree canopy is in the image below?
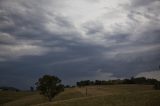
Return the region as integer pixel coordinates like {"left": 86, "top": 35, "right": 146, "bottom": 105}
{"left": 76, "top": 77, "right": 159, "bottom": 87}
{"left": 0, "top": 86, "right": 20, "bottom": 91}
{"left": 35, "top": 75, "right": 64, "bottom": 101}
{"left": 154, "top": 82, "right": 160, "bottom": 90}
{"left": 30, "top": 86, "right": 34, "bottom": 92}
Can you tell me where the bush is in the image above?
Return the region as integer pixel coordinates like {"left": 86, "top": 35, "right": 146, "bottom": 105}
{"left": 154, "top": 82, "right": 160, "bottom": 90}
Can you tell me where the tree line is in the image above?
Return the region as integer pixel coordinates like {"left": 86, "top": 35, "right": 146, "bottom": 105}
{"left": 34, "top": 75, "right": 160, "bottom": 102}
{"left": 76, "top": 77, "right": 160, "bottom": 88}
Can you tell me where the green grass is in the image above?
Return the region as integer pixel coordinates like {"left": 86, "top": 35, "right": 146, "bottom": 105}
{"left": 1, "top": 85, "right": 160, "bottom": 106}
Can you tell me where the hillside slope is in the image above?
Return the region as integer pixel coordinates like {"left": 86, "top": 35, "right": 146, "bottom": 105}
{"left": 34, "top": 91, "right": 160, "bottom": 106}
{"left": 2, "top": 85, "right": 160, "bottom": 106}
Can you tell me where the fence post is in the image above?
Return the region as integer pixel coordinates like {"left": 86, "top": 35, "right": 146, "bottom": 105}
{"left": 86, "top": 87, "right": 88, "bottom": 96}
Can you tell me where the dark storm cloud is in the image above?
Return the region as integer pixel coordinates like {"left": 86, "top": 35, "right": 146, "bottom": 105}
{"left": 82, "top": 21, "right": 105, "bottom": 35}
{"left": 130, "top": 0, "right": 160, "bottom": 7}
{"left": 0, "top": 0, "right": 160, "bottom": 89}
{"left": 0, "top": 0, "right": 83, "bottom": 60}
{"left": 0, "top": 0, "right": 76, "bottom": 40}
{"left": 82, "top": 21, "right": 130, "bottom": 43}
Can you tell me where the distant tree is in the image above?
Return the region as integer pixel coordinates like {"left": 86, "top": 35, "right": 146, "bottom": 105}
{"left": 35, "top": 75, "right": 64, "bottom": 101}
{"left": 71, "top": 86, "right": 76, "bottom": 88}
{"left": 65, "top": 85, "right": 71, "bottom": 88}
{"left": 0, "top": 86, "right": 20, "bottom": 92}
{"left": 30, "top": 86, "right": 34, "bottom": 92}
{"left": 135, "top": 77, "right": 147, "bottom": 84}
{"left": 95, "top": 80, "right": 102, "bottom": 85}
{"left": 77, "top": 82, "right": 81, "bottom": 87}
{"left": 77, "top": 80, "right": 96, "bottom": 87}
{"left": 76, "top": 77, "right": 158, "bottom": 88}
{"left": 154, "top": 82, "right": 160, "bottom": 90}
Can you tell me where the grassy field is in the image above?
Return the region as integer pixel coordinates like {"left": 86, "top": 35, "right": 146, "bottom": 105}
{"left": 0, "top": 91, "right": 35, "bottom": 104}
{"left": 1, "top": 84, "right": 160, "bottom": 106}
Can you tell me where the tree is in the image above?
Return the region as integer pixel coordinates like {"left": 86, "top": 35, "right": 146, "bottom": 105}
{"left": 30, "top": 86, "right": 34, "bottom": 92}
{"left": 35, "top": 75, "right": 64, "bottom": 101}
{"left": 154, "top": 82, "right": 160, "bottom": 90}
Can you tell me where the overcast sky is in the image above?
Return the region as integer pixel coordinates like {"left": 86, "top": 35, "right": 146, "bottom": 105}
{"left": 0, "top": 0, "right": 160, "bottom": 89}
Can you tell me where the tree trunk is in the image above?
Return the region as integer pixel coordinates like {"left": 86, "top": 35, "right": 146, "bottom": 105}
{"left": 48, "top": 96, "right": 52, "bottom": 102}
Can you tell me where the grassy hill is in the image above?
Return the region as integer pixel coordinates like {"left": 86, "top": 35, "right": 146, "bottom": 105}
{"left": 1, "top": 85, "right": 160, "bottom": 106}
{"left": 0, "top": 91, "right": 35, "bottom": 104}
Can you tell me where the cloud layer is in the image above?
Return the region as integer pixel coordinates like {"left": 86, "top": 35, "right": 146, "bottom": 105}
{"left": 0, "top": 0, "right": 160, "bottom": 89}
